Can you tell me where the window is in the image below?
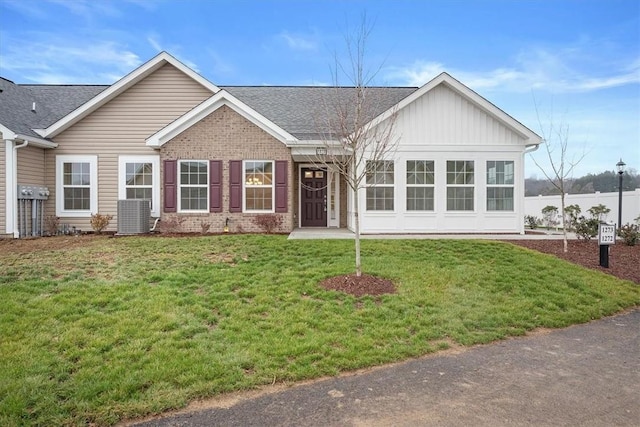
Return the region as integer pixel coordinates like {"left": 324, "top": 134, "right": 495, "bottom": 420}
{"left": 179, "top": 160, "right": 208, "bottom": 212}
{"left": 56, "top": 155, "right": 97, "bottom": 217}
{"left": 487, "top": 160, "right": 514, "bottom": 211}
{"left": 118, "top": 156, "right": 160, "bottom": 216}
{"left": 366, "top": 160, "right": 394, "bottom": 211}
{"left": 244, "top": 161, "right": 273, "bottom": 212}
{"left": 446, "top": 160, "right": 474, "bottom": 211}
{"left": 406, "top": 160, "right": 434, "bottom": 211}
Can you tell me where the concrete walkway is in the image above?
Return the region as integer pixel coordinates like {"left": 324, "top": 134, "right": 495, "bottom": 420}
{"left": 288, "top": 228, "right": 578, "bottom": 240}
{"left": 130, "top": 309, "right": 639, "bottom": 427}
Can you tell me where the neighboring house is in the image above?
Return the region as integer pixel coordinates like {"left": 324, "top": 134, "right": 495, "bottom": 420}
{"left": 1, "top": 52, "right": 542, "bottom": 238}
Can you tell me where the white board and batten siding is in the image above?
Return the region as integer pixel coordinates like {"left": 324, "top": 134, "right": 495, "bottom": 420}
{"left": 0, "top": 132, "right": 5, "bottom": 235}
{"left": 357, "top": 83, "right": 530, "bottom": 234}
{"left": 44, "top": 64, "right": 214, "bottom": 230}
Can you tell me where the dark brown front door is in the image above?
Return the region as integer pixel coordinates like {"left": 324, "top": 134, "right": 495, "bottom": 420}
{"left": 301, "top": 168, "right": 327, "bottom": 227}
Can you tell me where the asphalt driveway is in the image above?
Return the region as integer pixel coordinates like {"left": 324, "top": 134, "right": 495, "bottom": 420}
{"left": 131, "top": 308, "right": 639, "bottom": 426}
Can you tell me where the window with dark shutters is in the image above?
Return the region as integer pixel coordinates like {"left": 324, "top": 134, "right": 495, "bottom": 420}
{"left": 229, "top": 160, "right": 242, "bottom": 212}
{"left": 163, "top": 159, "right": 177, "bottom": 213}
{"left": 275, "top": 160, "right": 288, "bottom": 213}
{"left": 210, "top": 160, "right": 223, "bottom": 213}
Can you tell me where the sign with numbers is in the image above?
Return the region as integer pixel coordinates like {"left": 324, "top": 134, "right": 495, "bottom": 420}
{"left": 598, "top": 224, "right": 616, "bottom": 245}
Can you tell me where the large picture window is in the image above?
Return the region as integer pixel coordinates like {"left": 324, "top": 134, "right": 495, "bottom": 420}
{"left": 446, "top": 160, "right": 474, "bottom": 211}
{"left": 406, "top": 160, "right": 434, "bottom": 211}
{"left": 366, "top": 160, "right": 394, "bottom": 211}
{"left": 56, "top": 155, "right": 97, "bottom": 217}
{"left": 179, "top": 160, "right": 208, "bottom": 212}
{"left": 244, "top": 161, "right": 274, "bottom": 212}
{"left": 487, "top": 160, "right": 514, "bottom": 211}
{"left": 119, "top": 156, "right": 160, "bottom": 216}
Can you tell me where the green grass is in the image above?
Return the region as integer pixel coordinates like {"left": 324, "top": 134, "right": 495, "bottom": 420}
{"left": 1, "top": 235, "right": 638, "bottom": 426}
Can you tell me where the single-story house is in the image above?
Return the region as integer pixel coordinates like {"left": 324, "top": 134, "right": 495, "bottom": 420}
{"left": 1, "top": 52, "right": 542, "bottom": 238}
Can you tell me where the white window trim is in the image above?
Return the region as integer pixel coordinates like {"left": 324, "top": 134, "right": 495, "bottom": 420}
{"left": 243, "top": 160, "right": 275, "bottom": 213}
{"left": 406, "top": 160, "right": 435, "bottom": 212}
{"left": 55, "top": 155, "right": 98, "bottom": 217}
{"left": 178, "top": 160, "right": 209, "bottom": 213}
{"left": 486, "top": 160, "right": 515, "bottom": 212}
{"left": 118, "top": 155, "right": 160, "bottom": 217}
{"left": 446, "top": 160, "right": 475, "bottom": 212}
{"left": 365, "top": 160, "right": 395, "bottom": 212}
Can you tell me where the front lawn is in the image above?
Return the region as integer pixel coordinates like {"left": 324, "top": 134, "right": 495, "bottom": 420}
{"left": 1, "top": 235, "right": 637, "bottom": 426}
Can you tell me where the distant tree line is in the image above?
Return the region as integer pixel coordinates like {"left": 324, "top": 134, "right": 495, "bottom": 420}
{"left": 526, "top": 169, "right": 640, "bottom": 196}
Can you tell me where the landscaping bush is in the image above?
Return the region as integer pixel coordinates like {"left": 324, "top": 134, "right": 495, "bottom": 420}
{"left": 90, "top": 213, "right": 113, "bottom": 234}
{"left": 618, "top": 223, "right": 639, "bottom": 246}
{"left": 564, "top": 204, "right": 581, "bottom": 231}
{"left": 525, "top": 215, "right": 540, "bottom": 229}
{"left": 541, "top": 205, "right": 558, "bottom": 229}
{"left": 252, "top": 214, "right": 283, "bottom": 233}
{"left": 574, "top": 216, "right": 599, "bottom": 240}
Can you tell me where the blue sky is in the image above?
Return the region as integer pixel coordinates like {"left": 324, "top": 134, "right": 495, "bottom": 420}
{"left": 1, "top": 0, "right": 638, "bottom": 178}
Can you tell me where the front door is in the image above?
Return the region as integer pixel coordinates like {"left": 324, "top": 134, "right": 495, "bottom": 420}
{"left": 301, "top": 168, "right": 327, "bottom": 227}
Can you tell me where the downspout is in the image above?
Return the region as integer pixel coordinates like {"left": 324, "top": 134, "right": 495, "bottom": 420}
{"left": 10, "top": 140, "right": 29, "bottom": 238}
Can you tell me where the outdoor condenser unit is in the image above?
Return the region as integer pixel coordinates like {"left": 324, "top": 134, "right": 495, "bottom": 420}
{"left": 117, "top": 199, "right": 151, "bottom": 234}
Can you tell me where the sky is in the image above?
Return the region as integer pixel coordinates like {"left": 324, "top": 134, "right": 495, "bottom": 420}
{"left": 0, "top": 0, "right": 638, "bottom": 179}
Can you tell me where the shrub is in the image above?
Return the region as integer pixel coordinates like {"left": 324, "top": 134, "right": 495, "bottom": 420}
{"left": 200, "top": 220, "right": 211, "bottom": 235}
{"left": 524, "top": 215, "right": 539, "bottom": 229}
{"left": 90, "top": 213, "right": 113, "bottom": 234}
{"left": 252, "top": 214, "right": 283, "bottom": 234}
{"left": 618, "top": 223, "right": 639, "bottom": 246}
{"left": 564, "top": 204, "right": 581, "bottom": 231}
{"left": 541, "top": 205, "right": 558, "bottom": 229}
{"left": 158, "top": 216, "right": 185, "bottom": 234}
{"left": 587, "top": 204, "right": 611, "bottom": 222}
{"left": 44, "top": 215, "right": 60, "bottom": 236}
{"left": 574, "top": 216, "right": 599, "bottom": 240}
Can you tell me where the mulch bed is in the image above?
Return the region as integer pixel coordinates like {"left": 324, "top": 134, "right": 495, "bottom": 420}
{"left": 504, "top": 239, "right": 639, "bottom": 284}
{"left": 319, "top": 273, "right": 396, "bottom": 297}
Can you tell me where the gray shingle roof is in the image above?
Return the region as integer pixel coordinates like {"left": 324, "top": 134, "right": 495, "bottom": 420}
{"left": 222, "top": 86, "right": 417, "bottom": 139}
{"left": 1, "top": 76, "right": 416, "bottom": 141}
{"left": 0, "top": 77, "right": 106, "bottom": 139}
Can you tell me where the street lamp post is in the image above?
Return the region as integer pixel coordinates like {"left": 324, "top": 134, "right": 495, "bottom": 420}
{"left": 616, "top": 158, "right": 626, "bottom": 229}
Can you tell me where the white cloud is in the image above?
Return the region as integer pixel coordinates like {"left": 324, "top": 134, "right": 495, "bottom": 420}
{"left": 0, "top": 35, "right": 142, "bottom": 83}
{"left": 278, "top": 31, "right": 318, "bottom": 51}
{"left": 385, "top": 48, "right": 640, "bottom": 94}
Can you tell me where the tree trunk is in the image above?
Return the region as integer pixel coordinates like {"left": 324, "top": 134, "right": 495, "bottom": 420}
{"left": 352, "top": 167, "right": 362, "bottom": 277}
{"left": 561, "top": 193, "right": 568, "bottom": 253}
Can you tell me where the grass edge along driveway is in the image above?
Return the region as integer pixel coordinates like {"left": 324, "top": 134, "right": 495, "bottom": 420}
{"left": 1, "top": 235, "right": 638, "bottom": 426}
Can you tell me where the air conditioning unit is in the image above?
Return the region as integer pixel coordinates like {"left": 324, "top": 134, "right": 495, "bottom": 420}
{"left": 117, "top": 200, "right": 151, "bottom": 234}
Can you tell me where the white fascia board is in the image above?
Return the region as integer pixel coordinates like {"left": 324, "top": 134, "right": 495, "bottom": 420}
{"left": 147, "top": 90, "right": 297, "bottom": 147}
{"left": 43, "top": 51, "right": 220, "bottom": 138}
{"left": 368, "top": 72, "right": 543, "bottom": 145}
{"left": 286, "top": 139, "right": 341, "bottom": 147}
{"left": 0, "top": 125, "right": 57, "bottom": 148}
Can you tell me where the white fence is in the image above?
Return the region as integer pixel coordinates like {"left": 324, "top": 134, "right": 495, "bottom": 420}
{"left": 525, "top": 189, "right": 640, "bottom": 227}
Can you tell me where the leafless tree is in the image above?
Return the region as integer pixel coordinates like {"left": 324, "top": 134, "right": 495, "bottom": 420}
{"left": 309, "top": 16, "right": 400, "bottom": 276}
{"left": 530, "top": 101, "right": 587, "bottom": 253}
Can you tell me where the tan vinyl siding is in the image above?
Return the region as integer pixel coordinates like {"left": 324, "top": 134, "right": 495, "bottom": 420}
{"left": 0, "top": 134, "right": 6, "bottom": 235}
{"left": 45, "top": 63, "right": 213, "bottom": 231}
{"left": 17, "top": 145, "right": 46, "bottom": 185}
{"left": 396, "top": 84, "right": 526, "bottom": 146}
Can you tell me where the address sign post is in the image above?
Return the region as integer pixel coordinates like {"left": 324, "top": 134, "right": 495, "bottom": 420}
{"left": 598, "top": 223, "right": 616, "bottom": 268}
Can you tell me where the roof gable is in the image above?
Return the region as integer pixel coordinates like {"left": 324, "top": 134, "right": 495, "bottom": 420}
{"left": 43, "top": 52, "right": 219, "bottom": 137}
{"left": 370, "top": 72, "right": 542, "bottom": 144}
{"left": 146, "top": 90, "right": 296, "bottom": 148}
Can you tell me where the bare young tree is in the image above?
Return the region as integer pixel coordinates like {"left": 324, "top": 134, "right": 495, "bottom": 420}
{"left": 309, "top": 16, "right": 400, "bottom": 276}
{"left": 530, "top": 101, "right": 587, "bottom": 253}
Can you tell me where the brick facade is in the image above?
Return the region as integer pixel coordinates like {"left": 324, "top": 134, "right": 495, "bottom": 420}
{"left": 160, "top": 105, "right": 294, "bottom": 233}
